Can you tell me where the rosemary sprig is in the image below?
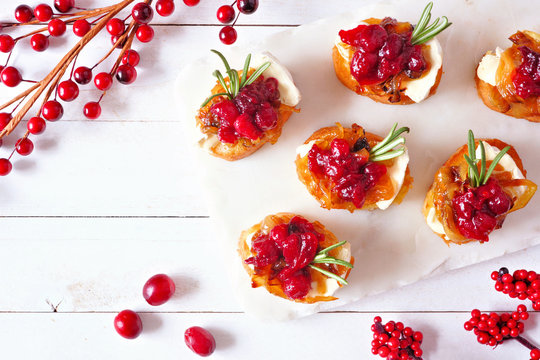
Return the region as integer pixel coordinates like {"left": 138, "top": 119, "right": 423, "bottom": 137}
{"left": 201, "top": 50, "right": 271, "bottom": 107}
{"left": 309, "top": 240, "right": 353, "bottom": 285}
{"left": 369, "top": 123, "right": 410, "bottom": 162}
{"left": 464, "top": 130, "right": 511, "bottom": 188}
{"left": 410, "top": 2, "right": 452, "bottom": 45}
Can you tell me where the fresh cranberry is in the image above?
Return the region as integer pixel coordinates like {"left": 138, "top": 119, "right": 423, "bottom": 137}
{"left": 41, "top": 100, "right": 63, "bottom": 121}
{"left": 0, "top": 35, "right": 15, "bottom": 53}
{"left": 1, "top": 67, "right": 22, "bottom": 87}
{"left": 54, "top": 0, "right": 74, "bottom": 13}
{"left": 0, "top": 158, "right": 12, "bottom": 176}
{"left": 217, "top": 126, "right": 237, "bottom": 143}
{"left": 83, "top": 102, "right": 101, "bottom": 119}
{"left": 73, "top": 19, "right": 91, "bottom": 37}
{"left": 30, "top": 33, "right": 49, "bottom": 52}
{"left": 156, "top": 0, "right": 175, "bottom": 17}
{"left": 122, "top": 50, "right": 140, "bottom": 67}
{"left": 57, "top": 80, "right": 79, "bottom": 101}
{"left": 219, "top": 26, "right": 237, "bottom": 45}
{"left": 73, "top": 66, "right": 92, "bottom": 85}
{"left": 0, "top": 113, "right": 12, "bottom": 130}
{"left": 282, "top": 270, "right": 311, "bottom": 300}
{"left": 217, "top": 5, "right": 235, "bottom": 23}
{"left": 114, "top": 310, "right": 142, "bottom": 339}
{"left": 136, "top": 24, "right": 154, "bottom": 43}
{"left": 254, "top": 102, "right": 278, "bottom": 130}
{"left": 94, "top": 72, "right": 113, "bottom": 91}
{"left": 234, "top": 113, "right": 261, "bottom": 140}
{"left": 116, "top": 64, "right": 137, "bottom": 85}
{"left": 132, "top": 3, "right": 153, "bottom": 24}
{"left": 143, "top": 274, "right": 176, "bottom": 306}
{"left": 48, "top": 19, "right": 66, "bottom": 37}
{"left": 34, "top": 4, "right": 53, "bottom": 22}
{"left": 513, "top": 46, "right": 540, "bottom": 98}
{"left": 16, "top": 138, "right": 33, "bottom": 156}
{"left": 15, "top": 5, "right": 33, "bottom": 23}
{"left": 27, "top": 116, "right": 46, "bottom": 134}
{"left": 106, "top": 18, "right": 125, "bottom": 36}
{"left": 184, "top": 326, "right": 216, "bottom": 357}
{"left": 211, "top": 99, "right": 239, "bottom": 127}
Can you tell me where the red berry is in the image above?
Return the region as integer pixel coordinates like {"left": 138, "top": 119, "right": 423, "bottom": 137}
{"left": 0, "top": 158, "right": 12, "bottom": 176}
{"left": 156, "top": 0, "right": 175, "bottom": 17}
{"left": 132, "top": 3, "right": 154, "bottom": 24}
{"left": 531, "top": 349, "right": 540, "bottom": 360}
{"left": 471, "top": 309, "right": 481, "bottom": 318}
{"left": 373, "top": 316, "right": 382, "bottom": 323}
{"left": 234, "top": 114, "right": 260, "bottom": 140}
{"left": 73, "top": 19, "right": 91, "bottom": 37}
{"left": 48, "top": 19, "right": 67, "bottom": 37}
{"left": 183, "top": 0, "right": 200, "bottom": 6}
{"left": 74, "top": 66, "right": 92, "bottom": 85}
{"left": 143, "top": 274, "right": 176, "bottom": 306}
{"left": 83, "top": 102, "right": 101, "bottom": 119}
{"left": 94, "top": 72, "right": 113, "bottom": 91}
{"left": 114, "top": 310, "right": 142, "bottom": 339}
{"left": 237, "top": 0, "right": 259, "bottom": 14}
{"left": 15, "top": 5, "right": 34, "bottom": 23}
{"left": 116, "top": 64, "right": 137, "bottom": 85}
{"left": 217, "top": 5, "right": 235, "bottom": 24}
{"left": 378, "top": 346, "right": 390, "bottom": 357}
{"left": 491, "top": 271, "right": 499, "bottom": 280}
{"left": 122, "top": 50, "right": 140, "bottom": 67}
{"left": 185, "top": 326, "right": 216, "bottom": 357}
{"left": 502, "top": 274, "right": 513, "bottom": 283}
{"left": 0, "top": 35, "right": 15, "bottom": 53}
{"left": 219, "top": 26, "right": 237, "bottom": 45}
{"left": 1, "top": 67, "right": 22, "bottom": 87}
{"left": 57, "top": 80, "right": 79, "bottom": 101}
{"left": 517, "top": 304, "right": 527, "bottom": 313}
{"left": 111, "top": 35, "right": 126, "bottom": 49}
{"left": 27, "top": 116, "right": 46, "bottom": 134}
{"left": 16, "top": 138, "right": 33, "bottom": 156}
{"left": 42, "top": 100, "right": 63, "bottom": 121}
{"left": 106, "top": 18, "right": 125, "bottom": 36}
{"left": 54, "top": 0, "right": 74, "bottom": 13}
{"left": 0, "top": 113, "right": 12, "bottom": 130}
{"left": 30, "top": 34, "right": 49, "bottom": 52}
{"left": 34, "top": 4, "right": 53, "bottom": 22}
{"left": 136, "top": 25, "right": 154, "bottom": 43}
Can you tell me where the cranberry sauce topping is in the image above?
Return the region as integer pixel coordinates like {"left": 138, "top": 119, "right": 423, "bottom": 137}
{"left": 451, "top": 178, "right": 512, "bottom": 242}
{"left": 512, "top": 46, "right": 540, "bottom": 99}
{"left": 209, "top": 77, "right": 280, "bottom": 143}
{"left": 307, "top": 138, "right": 387, "bottom": 208}
{"left": 339, "top": 18, "right": 427, "bottom": 86}
{"left": 245, "top": 216, "right": 324, "bottom": 300}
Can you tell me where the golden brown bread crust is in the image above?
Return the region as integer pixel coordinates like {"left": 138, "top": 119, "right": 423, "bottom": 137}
{"left": 238, "top": 212, "right": 353, "bottom": 304}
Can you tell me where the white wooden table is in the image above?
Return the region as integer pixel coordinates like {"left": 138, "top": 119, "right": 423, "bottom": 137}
{"left": 0, "top": 0, "right": 538, "bottom": 358}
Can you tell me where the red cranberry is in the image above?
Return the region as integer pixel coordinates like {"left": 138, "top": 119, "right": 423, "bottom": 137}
{"left": 27, "top": 116, "right": 46, "bottom": 134}
{"left": 94, "top": 72, "right": 113, "bottom": 91}
{"left": 210, "top": 99, "right": 239, "bottom": 127}
{"left": 531, "top": 349, "right": 540, "bottom": 360}
{"left": 15, "top": 5, "right": 34, "bottom": 23}
{"left": 73, "top": 19, "right": 91, "bottom": 37}
{"left": 0, "top": 158, "right": 13, "bottom": 176}
{"left": 237, "top": 0, "right": 259, "bottom": 14}
{"left": 217, "top": 126, "right": 237, "bottom": 143}
{"left": 217, "top": 5, "right": 235, "bottom": 24}
{"left": 48, "top": 19, "right": 66, "bottom": 37}
{"left": 132, "top": 3, "right": 153, "bottom": 24}
{"left": 116, "top": 64, "right": 137, "bottom": 85}
{"left": 122, "top": 50, "right": 140, "bottom": 67}
{"left": 114, "top": 310, "right": 142, "bottom": 339}
{"left": 1, "top": 67, "right": 22, "bottom": 87}
{"left": 380, "top": 33, "right": 404, "bottom": 59}
{"left": 136, "top": 24, "right": 154, "bottom": 43}
{"left": 73, "top": 66, "right": 92, "bottom": 85}
{"left": 245, "top": 234, "right": 280, "bottom": 267}
{"left": 54, "top": 0, "right": 74, "bottom": 13}
{"left": 41, "top": 100, "right": 63, "bottom": 121}
{"left": 34, "top": 4, "right": 53, "bottom": 22}
{"left": 184, "top": 326, "right": 216, "bottom": 357}
{"left": 183, "top": 0, "right": 200, "bottom": 6}
{"left": 16, "top": 137, "right": 33, "bottom": 156}
{"left": 282, "top": 270, "right": 311, "bottom": 299}
{"left": 357, "top": 25, "right": 388, "bottom": 53}
{"left": 156, "top": 0, "right": 175, "bottom": 17}
{"left": 254, "top": 102, "right": 278, "bottom": 130}
{"left": 30, "top": 33, "right": 49, "bottom": 52}
{"left": 106, "top": 18, "right": 125, "bottom": 36}
{"left": 513, "top": 46, "right": 540, "bottom": 98}
{"left": 0, "top": 112, "right": 12, "bottom": 130}
{"left": 219, "top": 26, "right": 237, "bottom": 45}
{"left": 0, "top": 35, "right": 15, "bottom": 53}
{"left": 83, "top": 102, "right": 101, "bottom": 119}
{"left": 234, "top": 114, "right": 261, "bottom": 140}
{"left": 350, "top": 50, "right": 379, "bottom": 85}
{"left": 57, "top": 80, "right": 79, "bottom": 101}
{"left": 142, "top": 274, "right": 176, "bottom": 306}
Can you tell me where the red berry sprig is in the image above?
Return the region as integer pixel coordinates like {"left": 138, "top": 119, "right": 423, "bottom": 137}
{"left": 371, "top": 317, "right": 424, "bottom": 360}
{"left": 464, "top": 306, "right": 529, "bottom": 347}
{"left": 216, "top": 0, "right": 260, "bottom": 45}
{"left": 492, "top": 267, "right": 540, "bottom": 310}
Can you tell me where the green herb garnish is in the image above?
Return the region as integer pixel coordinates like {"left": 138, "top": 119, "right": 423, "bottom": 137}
{"left": 309, "top": 241, "right": 353, "bottom": 285}
{"left": 201, "top": 50, "right": 271, "bottom": 107}
{"left": 464, "top": 130, "right": 511, "bottom": 188}
{"left": 369, "top": 123, "right": 410, "bottom": 162}
{"left": 410, "top": 2, "right": 452, "bottom": 45}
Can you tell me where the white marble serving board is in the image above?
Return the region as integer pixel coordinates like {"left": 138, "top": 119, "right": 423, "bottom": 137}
{"left": 176, "top": 0, "right": 540, "bottom": 320}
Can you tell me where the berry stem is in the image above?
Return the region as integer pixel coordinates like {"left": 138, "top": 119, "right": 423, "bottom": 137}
{"left": 515, "top": 335, "right": 539, "bottom": 351}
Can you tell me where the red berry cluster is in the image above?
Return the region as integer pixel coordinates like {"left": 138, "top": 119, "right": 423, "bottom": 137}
{"left": 371, "top": 317, "right": 424, "bottom": 360}
{"left": 492, "top": 267, "right": 540, "bottom": 310}
{"left": 464, "top": 305, "right": 529, "bottom": 346}
{"left": 216, "top": 0, "right": 260, "bottom": 45}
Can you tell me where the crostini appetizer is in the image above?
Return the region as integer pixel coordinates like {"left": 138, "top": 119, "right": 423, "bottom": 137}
{"left": 239, "top": 213, "right": 353, "bottom": 303}
{"left": 423, "top": 131, "right": 537, "bottom": 245}
{"left": 476, "top": 30, "right": 540, "bottom": 122}
{"left": 295, "top": 123, "right": 413, "bottom": 212}
{"left": 196, "top": 50, "right": 301, "bottom": 161}
{"left": 333, "top": 2, "right": 450, "bottom": 104}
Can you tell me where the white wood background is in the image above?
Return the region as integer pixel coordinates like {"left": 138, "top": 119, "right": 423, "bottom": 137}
{"left": 0, "top": 0, "right": 539, "bottom": 359}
